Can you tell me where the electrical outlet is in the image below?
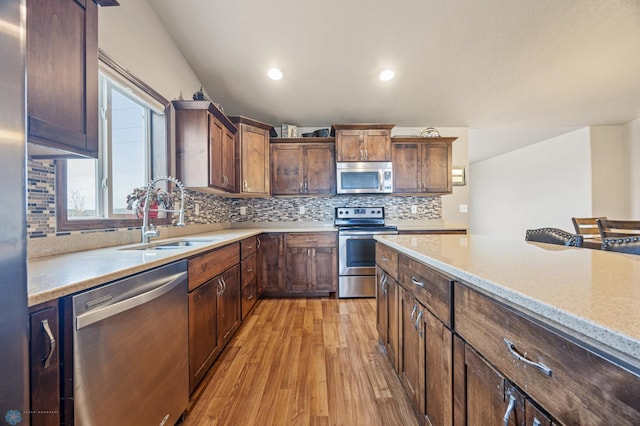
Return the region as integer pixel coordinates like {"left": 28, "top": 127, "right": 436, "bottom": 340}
{"left": 194, "top": 203, "right": 200, "bottom": 216}
{"left": 411, "top": 205, "right": 417, "bottom": 214}
{"left": 299, "top": 206, "right": 305, "bottom": 215}
{"left": 240, "top": 206, "right": 247, "bottom": 216}
{"left": 459, "top": 204, "right": 468, "bottom": 213}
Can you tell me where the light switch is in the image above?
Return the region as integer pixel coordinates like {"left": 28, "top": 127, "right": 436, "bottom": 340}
{"left": 194, "top": 203, "right": 200, "bottom": 216}
{"left": 240, "top": 206, "right": 247, "bottom": 216}
{"left": 299, "top": 206, "right": 305, "bottom": 215}
{"left": 411, "top": 205, "right": 417, "bottom": 214}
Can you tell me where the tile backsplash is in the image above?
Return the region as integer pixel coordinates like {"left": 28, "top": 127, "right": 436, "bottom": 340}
{"left": 27, "top": 159, "right": 441, "bottom": 240}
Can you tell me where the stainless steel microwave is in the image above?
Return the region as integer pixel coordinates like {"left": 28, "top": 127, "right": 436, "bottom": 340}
{"left": 336, "top": 162, "right": 393, "bottom": 194}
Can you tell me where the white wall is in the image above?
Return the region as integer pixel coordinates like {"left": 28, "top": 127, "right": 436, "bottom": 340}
{"left": 470, "top": 128, "right": 592, "bottom": 238}
{"left": 590, "top": 126, "right": 630, "bottom": 218}
{"left": 98, "top": 0, "right": 203, "bottom": 102}
{"left": 625, "top": 117, "right": 640, "bottom": 218}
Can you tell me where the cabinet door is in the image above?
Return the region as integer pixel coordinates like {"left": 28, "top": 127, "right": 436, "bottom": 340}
{"left": 260, "top": 233, "right": 285, "bottom": 294}
{"left": 240, "top": 124, "right": 270, "bottom": 194}
{"left": 305, "top": 144, "right": 336, "bottom": 195}
{"left": 335, "top": 129, "right": 362, "bottom": 161}
{"left": 423, "top": 308, "right": 453, "bottom": 426}
{"left": 400, "top": 289, "right": 424, "bottom": 416}
{"left": 209, "top": 116, "right": 226, "bottom": 189}
{"left": 188, "top": 278, "right": 220, "bottom": 393}
{"left": 362, "top": 129, "right": 391, "bottom": 161}
{"left": 464, "top": 344, "right": 525, "bottom": 426}
{"left": 271, "top": 145, "right": 304, "bottom": 195}
{"left": 421, "top": 142, "right": 452, "bottom": 193}
{"left": 386, "top": 275, "right": 400, "bottom": 372}
{"left": 222, "top": 128, "right": 237, "bottom": 191}
{"left": 376, "top": 268, "right": 389, "bottom": 347}
{"left": 392, "top": 143, "right": 421, "bottom": 193}
{"left": 286, "top": 247, "right": 311, "bottom": 292}
{"left": 218, "top": 264, "right": 241, "bottom": 349}
{"left": 27, "top": 0, "right": 98, "bottom": 158}
{"left": 29, "top": 303, "right": 60, "bottom": 426}
{"left": 311, "top": 246, "right": 337, "bottom": 291}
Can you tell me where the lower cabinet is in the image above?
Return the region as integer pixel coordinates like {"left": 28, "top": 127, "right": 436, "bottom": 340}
{"left": 240, "top": 236, "right": 258, "bottom": 319}
{"left": 285, "top": 233, "right": 337, "bottom": 295}
{"left": 260, "top": 233, "right": 285, "bottom": 295}
{"left": 376, "top": 267, "right": 399, "bottom": 371}
{"left": 29, "top": 300, "right": 60, "bottom": 426}
{"left": 188, "top": 243, "right": 241, "bottom": 393}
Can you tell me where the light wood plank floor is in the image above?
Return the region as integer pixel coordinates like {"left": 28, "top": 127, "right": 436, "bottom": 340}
{"left": 182, "top": 298, "right": 419, "bottom": 426}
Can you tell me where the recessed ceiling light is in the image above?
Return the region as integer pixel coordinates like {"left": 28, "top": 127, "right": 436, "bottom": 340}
{"left": 267, "top": 68, "right": 283, "bottom": 80}
{"left": 379, "top": 69, "right": 395, "bottom": 81}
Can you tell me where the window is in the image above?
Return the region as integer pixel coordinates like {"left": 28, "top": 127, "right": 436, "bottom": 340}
{"left": 57, "top": 51, "right": 170, "bottom": 231}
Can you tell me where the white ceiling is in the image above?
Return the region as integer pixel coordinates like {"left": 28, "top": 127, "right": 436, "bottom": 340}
{"left": 148, "top": 0, "right": 640, "bottom": 154}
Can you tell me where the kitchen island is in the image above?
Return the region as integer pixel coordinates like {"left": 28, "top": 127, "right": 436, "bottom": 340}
{"left": 375, "top": 233, "right": 640, "bottom": 425}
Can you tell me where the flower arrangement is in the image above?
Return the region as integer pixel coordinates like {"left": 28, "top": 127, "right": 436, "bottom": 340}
{"left": 126, "top": 186, "right": 175, "bottom": 218}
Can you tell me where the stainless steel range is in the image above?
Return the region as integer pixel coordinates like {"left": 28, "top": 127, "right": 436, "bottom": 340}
{"left": 335, "top": 207, "right": 398, "bottom": 298}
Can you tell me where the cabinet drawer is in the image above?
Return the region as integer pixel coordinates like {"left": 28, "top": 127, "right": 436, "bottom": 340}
{"left": 241, "top": 253, "right": 257, "bottom": 288}
{"left": 241, "top": 236, "right": 257, "bottom": 259}
{"left": 188, "top": 243, "right": 240, "bottom": 291}
{"left": 241, "top": 279, "right": 258, "bottom": 320}
{"left": 398, "top": 255, "right": 452, "bottom": 328}
{"left": 454, "top": 283, "right": 640, "bottom": 425}
{"left": 375, "top": 243, "right": 398, "bottom": 279}
{"left": 285, "top": 232, "right": 336, "bottom": 248}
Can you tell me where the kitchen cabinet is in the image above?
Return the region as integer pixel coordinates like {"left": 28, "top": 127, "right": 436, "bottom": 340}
{"left": 240, "top": 236, "right": 259, "bottom": 319}
{"left": 270, "top": 141, "right": 335, "bottom": 195}
{"left": 230, "top": 116, "right": 273, "bottom": 196}
{"left": 174, "top": 100, "right": 238, "bottom": 192}
{"left": 375, "top": 243, "right": 400, "bottom": 371}
{"left": 333, "top": 124, "right": 394, "bottom": 162}
{"left": 454, "top": 282, "right": 640, "bottom": 425}
{"left": 27, "top": 0, "right": 99, "bottom": 158}
{"left": 398, "top": 256, "right": 454, "bottom": 426}
{"left": 285, "top": 233, "right": 337, "bottom": 294}
{"left": 187, "top": 243, "right": 240, "bottom": 393}
{"left": 392, "top": 137, "right": 456, "bottom": 194}
{"left": 29, "top": 300, "right": 60, "bottom": 426}
{"left": 259, "top": 233, "right": 286, "bottom": 296}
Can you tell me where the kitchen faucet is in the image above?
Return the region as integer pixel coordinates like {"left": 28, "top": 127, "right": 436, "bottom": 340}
{"left": 141, "top": 176, "right": 186, "bottom": 244}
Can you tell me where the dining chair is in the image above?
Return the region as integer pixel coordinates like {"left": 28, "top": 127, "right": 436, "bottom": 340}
{"left": 601, "top": 237, "right": 640, "bottom": 255}
{"left": 572, "top": 217, "right": 607, "bottom": 249}
{"left": 525, "top": 228, "right": 584, "bottom": 247}
{"left": 596, "top": 219, "right": 640, "bottom": 239}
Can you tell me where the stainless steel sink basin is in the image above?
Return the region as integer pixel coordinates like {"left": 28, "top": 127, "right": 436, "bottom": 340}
{"left": 120, "top": 238, "right": 222, "bottom": 251}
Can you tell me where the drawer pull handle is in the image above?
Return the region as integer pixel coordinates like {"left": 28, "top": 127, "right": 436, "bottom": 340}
{"left": 41, "top": 319, "right": 56, "bottom": 369}
{"left": 411, "top": 277, "right": 425, "bottom": 287}
{"left": 247, "top": 267, "right": 253, "bottom": 272}
{"left": 532, "top": 418, "right": 542, "bottom": 426}
{"left": 502, "top": 394, "right": 516, "bottom": 426}
{"left": 247, "top": 295, "right": 254, "bottom": 300}
{"left": 504, "top": 338, "right": 552, "bottom": 377}
{"left": 381, "top": 256, "right": 390, "bottom": 262}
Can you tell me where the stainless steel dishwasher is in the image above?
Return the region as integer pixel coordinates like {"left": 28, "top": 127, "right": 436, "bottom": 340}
{"left": 72, "top": 260, "right": 188, "bottom": 426}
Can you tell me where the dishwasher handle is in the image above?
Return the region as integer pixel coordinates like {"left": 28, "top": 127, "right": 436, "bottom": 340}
{"left": 76, "top": 270, "right": 187, "bottom": 330}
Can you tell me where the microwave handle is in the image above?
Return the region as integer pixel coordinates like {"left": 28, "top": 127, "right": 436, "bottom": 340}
{"left": 379, "top": 170, "right": 384, "bottom": 192}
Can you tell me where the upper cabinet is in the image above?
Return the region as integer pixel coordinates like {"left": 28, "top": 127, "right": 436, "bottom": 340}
{"left": 27, "top": 0, "right": 99, "bottom": 158}
{"left": 333, "top": 124, "right": 394, "bottom": 162}
{"left": 392, "top": 136, "right": 457, "bottom": 194}
{"left": 229, "top": 116, "right": 274, "bottom": 196}
{"left": 270, "top": 140, "right": 336, "bottom": 196}
{"left": 173, "top": 101, "right": 238, "bottom": 192}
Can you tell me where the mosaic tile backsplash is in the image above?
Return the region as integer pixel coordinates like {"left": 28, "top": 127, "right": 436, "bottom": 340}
{"left": 27, "top": 160, "right": 441, "bottom": 240}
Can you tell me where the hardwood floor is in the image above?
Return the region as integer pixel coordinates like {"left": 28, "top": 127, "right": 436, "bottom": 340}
{"left": 182, "top": 298, "right": 419, "bottom": 426}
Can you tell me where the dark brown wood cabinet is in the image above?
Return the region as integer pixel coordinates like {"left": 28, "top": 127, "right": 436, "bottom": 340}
{"left": 240, "top": 236, "right": 259, "bottom": 319}
{"left": 259, "top": 233, "right": 286, "bottom": 296}
{"left": 333, "top": 124, "right": 394, "bottom": 162}
{"left": 284, "top": 233, "right": 337, "bottom": 294}
{"left": 230, "top": 116, "right": 273, "bottom": 196}
{"left": 392, "top": 137, "right": 456, "bottom": 194}
{"left": 174, "top": 100, "right": 238, "bottom": 192}
{"left": 270, "top": 141, "right": 335, "bottom": 195}
{"left": 187, "top": 243, "right": 240, "bottom": 393}
{"left": 376, "top": 243, "right": 400, "bottom": 372}
{"left": 454, "top": 283, "right": 640, "bottom": 425}
{"left": 27, "top": 0, "right": 98, "bottom": 158}
{"left": 29, "top": 301, "right": 60, "bottom": 426}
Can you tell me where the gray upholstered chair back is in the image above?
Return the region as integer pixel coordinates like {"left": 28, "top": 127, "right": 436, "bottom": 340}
{"left": 525, "top": 228, "right": 584, "bottom": 247}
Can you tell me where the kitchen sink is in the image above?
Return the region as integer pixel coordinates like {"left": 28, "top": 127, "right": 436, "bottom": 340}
{"left": 120, "top": 238, "right": 223, "bottom": 251}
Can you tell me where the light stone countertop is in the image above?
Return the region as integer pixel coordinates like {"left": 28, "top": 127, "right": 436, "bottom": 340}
{"left": 28, "top": 225, "right": 340, "bottom": 307}
{"left": 375, "top": 234, "right": 640, "bottom": 371}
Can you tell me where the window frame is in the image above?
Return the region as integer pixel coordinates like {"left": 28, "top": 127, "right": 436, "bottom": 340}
{"left": 56, "top": 49, "right": 172, "bottom": 232}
